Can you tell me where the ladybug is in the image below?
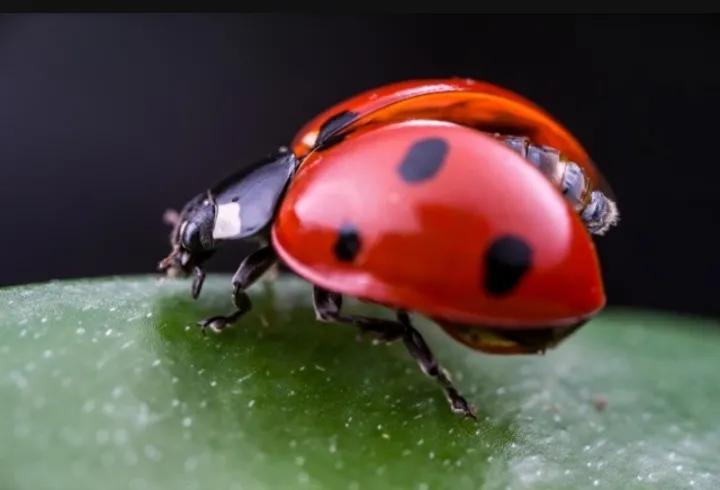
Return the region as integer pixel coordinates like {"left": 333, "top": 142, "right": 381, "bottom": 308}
{"left": 158, "top": 80, "right": 617, "bottom": 418}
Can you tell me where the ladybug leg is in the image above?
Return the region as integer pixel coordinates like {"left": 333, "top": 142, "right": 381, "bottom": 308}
{"left": 191, "top": 266, "right": 206, "bottom": 299}
{"left": 313, "top": 287, "right": 405, "bottom": 342}
{"left": 198, "top": 247, "right": 276, "bottom": 334}
{"left": 312, "top": 286, "right": 475, "bottom": 418}
{"left": 397, "top": 311, "right": 476, "bottom": 419}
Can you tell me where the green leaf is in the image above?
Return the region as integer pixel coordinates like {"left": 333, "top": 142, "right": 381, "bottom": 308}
{"left": 1, "top": 276, "right": 718, "bottom": 489}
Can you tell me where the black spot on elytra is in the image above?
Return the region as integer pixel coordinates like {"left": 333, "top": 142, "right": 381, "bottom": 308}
{"left": 231, "top": 196, "right": 239, "bottom": 202}
{"left": 333, "top": 224, "right": 362, "bottom": 262}
{"left": 483, "top": 235, "right": 532, "bottom": 295}
{"left": 316, "top": 111, "right": 358, "bottom": 147}
{"left": 398, "top": 138, "right": 449, "bottom": 183}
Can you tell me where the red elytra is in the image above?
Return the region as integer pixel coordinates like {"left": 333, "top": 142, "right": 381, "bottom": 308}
{"left": 273, "top": 120, "right": 605, "bottom": 331}
{"left": 291, "top": 78, "right": 603, "bottom": 189}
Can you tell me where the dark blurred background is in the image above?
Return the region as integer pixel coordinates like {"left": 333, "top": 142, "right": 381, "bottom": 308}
{"left": 2, "top": 14, "right": 718, "bottom": 317}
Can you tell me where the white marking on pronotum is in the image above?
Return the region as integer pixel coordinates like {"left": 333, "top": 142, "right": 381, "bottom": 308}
{"left": 213, "top": 202, "right": 242, "bottom": 239}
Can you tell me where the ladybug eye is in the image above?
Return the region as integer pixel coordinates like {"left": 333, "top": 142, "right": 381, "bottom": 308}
{"left": 181, "top": 221, "right": 203, "bottom": 252}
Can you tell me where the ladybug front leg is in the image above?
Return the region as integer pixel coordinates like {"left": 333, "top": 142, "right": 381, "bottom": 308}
{"left": 198, "top": 247, "right": 276, "bottom": 333}
{"left": 191, "top": 266, "right": 206, "bottom": 299}
{"left": 312, "top": 286, "right": 476, "bottom": 419}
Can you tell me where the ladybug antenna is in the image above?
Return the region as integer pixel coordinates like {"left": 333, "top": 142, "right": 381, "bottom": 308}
{"left": 163, "top": 208, "right": 181, "bottom": 227}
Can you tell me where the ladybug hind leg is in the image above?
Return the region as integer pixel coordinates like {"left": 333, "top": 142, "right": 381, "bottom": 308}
{"left": 312, "top": 286, "right": 476, "bottom": 419}
{"left": 198, "top": 247, "right": 276, "bottom": 333}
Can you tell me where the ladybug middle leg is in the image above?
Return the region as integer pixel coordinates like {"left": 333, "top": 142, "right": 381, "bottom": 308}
{"left": 313, "top": 286, "right": 476, "bottom": 419}
{"left": 198, "top": 247, "right": 277, "bottom": 333}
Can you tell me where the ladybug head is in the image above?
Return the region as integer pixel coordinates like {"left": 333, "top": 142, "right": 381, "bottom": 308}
{"left": 158, "top": 191, "right": 217, "bottom": 277}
